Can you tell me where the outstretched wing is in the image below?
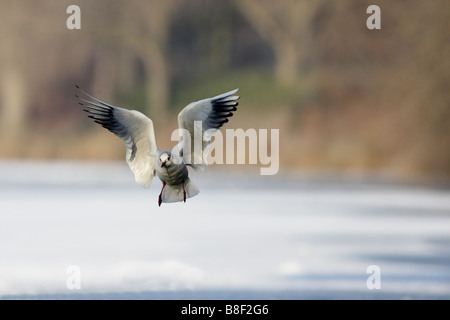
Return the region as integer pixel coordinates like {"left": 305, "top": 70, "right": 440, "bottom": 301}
{"left": 177, "top": 89, "right": 239, "bottom": 169}
{"left": 76, "top": 86, "right": 157, "bottom": 188}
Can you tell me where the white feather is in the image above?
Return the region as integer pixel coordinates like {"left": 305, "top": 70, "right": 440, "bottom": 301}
{"left": 117, "top": 109, "right": 157, "bottom": 188}
{"left": 77, "top": 88, "right": 157, "bottom": 188}
{"left": 177, "top": 89, "right": 239, "bottom": 169}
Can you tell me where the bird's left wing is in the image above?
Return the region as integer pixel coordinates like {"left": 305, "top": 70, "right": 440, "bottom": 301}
{"left": 76, "top": 86, "right": 158, "bottom": 188}
{"left": 177, "top": 89, "right": 239, "bottom": 169}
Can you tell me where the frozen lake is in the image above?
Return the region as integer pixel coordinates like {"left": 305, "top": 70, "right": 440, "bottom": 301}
{"left": 0, "top": 160, "right": 449, "bottom": 299}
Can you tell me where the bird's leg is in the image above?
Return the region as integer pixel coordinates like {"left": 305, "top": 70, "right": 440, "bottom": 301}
{"left": 182, "top": 181, "right": 186, "bottom": 203}
{"left": 158, "top": 181, "right": 166, "bottom": 207}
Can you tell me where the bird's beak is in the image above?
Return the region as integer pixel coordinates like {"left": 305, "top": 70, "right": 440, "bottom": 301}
{"left": 161, "top": 162, "right": 166, "bottom": 168}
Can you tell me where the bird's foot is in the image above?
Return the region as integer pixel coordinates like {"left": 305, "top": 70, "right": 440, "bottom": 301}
{"left": 182, "top": 181, "right": 186, "bottom": 203}
{"left": 158, "top": 181, "right": 166, "bottom": 207}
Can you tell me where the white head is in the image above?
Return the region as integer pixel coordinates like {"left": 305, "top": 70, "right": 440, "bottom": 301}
{"left": 160, "top": 152, "right": 172, "bottom": 168}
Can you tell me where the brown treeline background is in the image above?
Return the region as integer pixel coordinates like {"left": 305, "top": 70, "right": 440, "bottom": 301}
{"left": 0, "top": 0, "right": 449, "bottom": 181}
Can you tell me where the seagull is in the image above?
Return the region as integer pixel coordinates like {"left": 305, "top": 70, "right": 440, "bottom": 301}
{"left": 75, "top": 85, "right": 239, "bottom": 206}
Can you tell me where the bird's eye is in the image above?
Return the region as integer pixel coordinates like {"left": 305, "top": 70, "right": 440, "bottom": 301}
{"left": 168, "top": 156, "right": 171, "bottom": 160}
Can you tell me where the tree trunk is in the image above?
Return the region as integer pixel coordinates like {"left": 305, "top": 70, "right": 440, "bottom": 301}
{"left": 273, "top": 41, "right": 302, "bottom": 85}
{"left": 92, "top": 49, "right": 118, "bottom": 102}
{"left": 119, "top": 0, "right": 178, "bottom": 122}
{"left": 233, "top": 0, "right": 322, "bottom": 85}
{"left": 142, "top": 44, "right": 170, "bottom": 123}
{"left": 0, "top": 65, "right": 29, "bottom": 140}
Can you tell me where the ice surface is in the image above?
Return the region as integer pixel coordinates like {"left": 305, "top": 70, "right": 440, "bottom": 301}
{"left": 0, "top": 160, "right": 449, "bottom": 299}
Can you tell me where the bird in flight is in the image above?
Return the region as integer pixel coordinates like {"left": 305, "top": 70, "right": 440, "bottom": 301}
{"left": 76, "top": 85, "right": 239, "bottom": 206}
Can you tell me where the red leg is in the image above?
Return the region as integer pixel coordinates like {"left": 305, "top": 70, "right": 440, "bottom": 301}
{"left": 182, "top": 181, "right": 186, "bottom": 203}
{"left": 158, "top": 181, "right": 166, "bottom": 207}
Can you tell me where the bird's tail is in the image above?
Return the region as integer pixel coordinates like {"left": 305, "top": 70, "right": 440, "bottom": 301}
{"left": 161, "top": 178, "right": 199, "bottom": 204}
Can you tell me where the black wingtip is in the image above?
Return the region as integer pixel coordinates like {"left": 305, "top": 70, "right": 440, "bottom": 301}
{"left": 76, "top": 84, "right": 80, "bottom": 89}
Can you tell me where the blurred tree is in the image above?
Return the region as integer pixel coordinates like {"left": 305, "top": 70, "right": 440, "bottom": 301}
{"left": 0, "top": 1, "right": 68, "bottom": 139}
{"left": 233, "top": 0, "right": 325, "bottom": 84}
{"left": 0, "top": 2, "right": 31, "bottom": 140}
{"left": 119, "top": 0, "right": 180, "bottom": 121}
{"left": 77, "top": 0, "right": 179, "bottom": 121}
{"left": 0, "top": 55, "right": 28, "bottom": 140}
{"left": 0, "top": 0, "right": 447, "bottom": 178}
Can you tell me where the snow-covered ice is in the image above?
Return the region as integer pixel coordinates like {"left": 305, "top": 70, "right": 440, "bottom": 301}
{"left": 0, "top": 160, "right": 449, "bottom": 299}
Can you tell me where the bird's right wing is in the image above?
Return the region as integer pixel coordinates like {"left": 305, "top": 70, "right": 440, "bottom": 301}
{"left": 177, "top": 89, "right": 239, "bottom": 169}
{"left": 76, "top": 86, "right": 157, "bottom": 188}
